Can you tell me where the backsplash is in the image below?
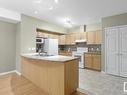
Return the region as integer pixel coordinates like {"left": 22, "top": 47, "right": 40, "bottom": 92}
{"left": 59, "top": 43, "right": 101, "bottom": 52}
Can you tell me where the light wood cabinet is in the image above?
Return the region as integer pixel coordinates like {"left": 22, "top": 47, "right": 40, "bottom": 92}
{"left": 85, "top": 54, "right": 93, "bottom": 68}
{"left": 95, "top": 30, "right": 102, "bottom": 44}
{"left": 75, "top": 33, "right": 81, "bottom": 40}
{"left": 92, "top": 55, "right": 101, "bottom": 70}
{"left": 70, "top": 33, "right": 76, "bottom": 45}
{"left": 65, "top": 32, "right": 87, "bottom": 45}
{"left": 59, "top": 35, "right": 66, "bottom": 45}
{"left": 87, "top": 32, "right": 95, "bottom": 44}
{"left": 80, "top": 32, "right": 87, "bottom": 40}
{"left": 75, "top": 32, "right": 86, "bottom": 40}
{"left": 85, "top": 53, "right": 101, "bottom": 71}
{"left": 22, "top": 57, "right": 79, "bottom": 95}
{"left": 87, "top": 30, "right": 102, "bottom": 44}
{"left": 65, "top": 34, "right": 71, "bottom": 45}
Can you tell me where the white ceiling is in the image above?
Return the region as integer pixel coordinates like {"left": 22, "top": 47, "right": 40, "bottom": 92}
{"left": 0, "top": 0, "right": 127, "bottom": 28}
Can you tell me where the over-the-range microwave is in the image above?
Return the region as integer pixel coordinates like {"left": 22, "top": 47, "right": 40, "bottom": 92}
{"left": 36, "top": 37, "right": 44, "bottom": 44}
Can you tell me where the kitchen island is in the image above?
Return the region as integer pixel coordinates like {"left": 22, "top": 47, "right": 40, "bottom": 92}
{"left": 21, "top": 54, "right": 79, "bottom": 95}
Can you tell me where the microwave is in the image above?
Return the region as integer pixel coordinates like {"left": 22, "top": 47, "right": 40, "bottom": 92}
{"left": 36, "top": 37, "right": 44, "bottom": 43}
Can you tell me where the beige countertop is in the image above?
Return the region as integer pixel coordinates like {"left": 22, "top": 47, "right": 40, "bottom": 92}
{"left": 21, "top": 53, "right": 78, "bottom": 62}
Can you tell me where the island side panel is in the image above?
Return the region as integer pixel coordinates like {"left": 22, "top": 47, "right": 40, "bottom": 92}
{"left": 21, "top": 57, "right": 65, "bottom": 95}
{"left": 64, "top": 59, "right": 79, "bottom": 95}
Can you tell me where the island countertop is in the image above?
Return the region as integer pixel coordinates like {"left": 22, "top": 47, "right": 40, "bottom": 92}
{"left": 21, "top": 53, "right": 78, "bottom": 62}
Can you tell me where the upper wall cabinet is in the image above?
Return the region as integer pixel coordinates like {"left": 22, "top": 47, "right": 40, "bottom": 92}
{"left": 75, "top": 32, "right": 87, "bottom": 40}
{"left": 65, "top": 33, "right": 76, "bottom": 45}
{"left": 87, "top": 30, "right": 102, "bottom": 44}
{"left": 95, "top": 30, "right": 102, "bottom": 44}
{"left": 59, "top": 35, "right": 66, "bottom": 45}
{"left": 65, "top": 32, "right": 87, "bottom": 45}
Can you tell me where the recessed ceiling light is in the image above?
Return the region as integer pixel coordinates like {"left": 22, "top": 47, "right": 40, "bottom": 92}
{"left": 49, "top": 7, "right": 53, "bottom": 10}
{"left": 34, "top": 11, "right": 38, "bottom": 14}
{"left": 54, "top": 0, "right": 58, "bottom": 3}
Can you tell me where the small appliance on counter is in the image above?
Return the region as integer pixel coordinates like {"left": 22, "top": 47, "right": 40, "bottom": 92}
{"left": 72, "top": 47, "right": 88, "bottom": 68}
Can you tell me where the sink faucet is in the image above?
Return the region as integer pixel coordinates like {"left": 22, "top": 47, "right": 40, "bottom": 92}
{"left": 38, "top": 49, "right": 48, "bottom": 56}
{"left": 38, "top": 49, "right": 42, "bottom": 56}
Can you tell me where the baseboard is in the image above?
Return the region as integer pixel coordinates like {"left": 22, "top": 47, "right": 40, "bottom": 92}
{"left": 15, "top": 70, "right": 21, "bottom": 76}
{"left": 101, "top": 71, "right": 106, "bottom": 74}
{"left": 0, "top": 70, "right": 21, "bottom": 76}
{"left": 77, "top": 88, "right": 94, "bottom": 95}
{"left": 0, "top": 70, "right": 16, "bottom": 76}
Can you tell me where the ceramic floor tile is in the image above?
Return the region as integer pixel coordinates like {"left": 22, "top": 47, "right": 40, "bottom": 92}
{"left": 79, "top": 69, "right": 127, "bottom": 95}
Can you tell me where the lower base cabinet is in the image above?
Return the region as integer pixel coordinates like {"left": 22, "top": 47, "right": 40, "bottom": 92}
{"left": 85, "top": 53, "right": 101, "bottom": 71}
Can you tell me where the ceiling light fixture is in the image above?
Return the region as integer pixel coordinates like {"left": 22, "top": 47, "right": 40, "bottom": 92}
{"left": 54, "top": 0, "right": 58, "bottom": 3}
{"left": 49, "top": 7, "right": 53, "bottom": 10}
{"left": 34, "top": 11, "right": 38, "bottom": 14}
{"left": 65, "top": 18, "right": 73, "bottom": 28}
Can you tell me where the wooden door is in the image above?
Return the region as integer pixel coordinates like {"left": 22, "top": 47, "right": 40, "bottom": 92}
{"left": 105, "top": 28, "right": 119, "bottom": 76}
{"left": 87, "top": 31, "right": 95, "bottom": 44}
{"left": 95, "top": 30, "right": 102, "bottom": 44}
{"left": 119, "top": 26, "right": 127, "bottom": 77}
{"left": 92, "top": 54, "right": 101, "bottom": 71}
{"left": 85, "top": 54, "right": 93, "bottom": 68}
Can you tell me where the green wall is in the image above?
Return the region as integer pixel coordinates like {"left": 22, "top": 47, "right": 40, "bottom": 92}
{"left": 68, "top": 23, "right": 102, "bottom": 33}
{"left": 0, "top": 21, "right": 16, "bottom": 73}
{"left": 16, "top": 14, "right": 68, "bottom": 72}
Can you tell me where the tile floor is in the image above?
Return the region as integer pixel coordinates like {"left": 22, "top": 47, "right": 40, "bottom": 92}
{"left": 79, "top": 69, "right": 127, "bottom": 95}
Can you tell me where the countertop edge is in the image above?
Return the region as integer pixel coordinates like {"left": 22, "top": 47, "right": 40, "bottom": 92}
{"left": 21, "top": 54, "right": 79, "bottom": 63}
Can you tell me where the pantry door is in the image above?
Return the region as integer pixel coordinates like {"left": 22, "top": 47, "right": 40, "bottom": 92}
{"left": 105, "top": 27, "right": 119, "bottom": 76}
{"left": 119, "top": 26, "right": 127, "bottom": 77}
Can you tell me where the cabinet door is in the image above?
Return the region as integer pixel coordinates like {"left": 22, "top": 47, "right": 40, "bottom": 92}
{"left": 75, "top": 33, "right": 81, "bottom": 40}
{"left": 59, "top": 35, "right": 66, "bottom": 45}
{"left": 105, "top": 28, "right": 119, "bottom": 76}
{"left": 50, "top": 34, "right": 59, "bottom": 39}
{"left": 119, "top": 26, "right": 127, "bottom": 77}
{"left": 65, "top": 34, "right": 71, "bottom": 45}
{"left": 87, "top": 32, "right": 95, "bottom": 44}
{"left": 70, "top": 33, "right": 76, "bottom": 45}
{"left": 95, "top": 31, "right": 102, "bottom": 44}
{"left": 92, "top": 54, "right": 101, "bottom": 70}
{"left": 80, "top": 32, "right": 87, "bottom": 40}
{"left": 85, "top": 54, "right": 93, "bottom": 68}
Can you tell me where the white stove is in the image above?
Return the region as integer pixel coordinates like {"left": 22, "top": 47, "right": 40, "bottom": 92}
{"left": 72, "top": 47, "right": 88, "bottom": 68}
